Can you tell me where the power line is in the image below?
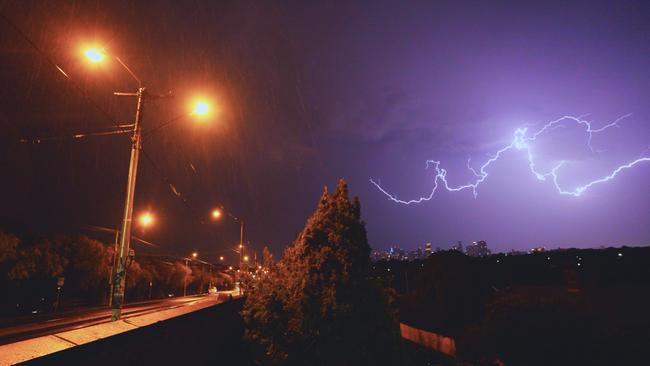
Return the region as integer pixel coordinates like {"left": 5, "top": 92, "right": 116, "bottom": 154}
{"left": 19, "top": 127, "right": 133, "bottom": 144}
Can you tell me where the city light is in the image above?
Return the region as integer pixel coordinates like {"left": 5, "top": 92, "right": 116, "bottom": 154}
{"left": 139, "top": 213, "right": 154, "bottom": 227}
{"left": 84, "top": 47, "right": 105, "bottom": 63}
{"left": 243, "top": 255, "right": 249, "bottom": 262}
{"left": 219, "top": 256, "right": 224, "bottom": 261}
{"left": 211, "top": 209, "right": 222, "bottom": 220}
{"left": 192, "top": 252, "right": 198, "bottom": 259}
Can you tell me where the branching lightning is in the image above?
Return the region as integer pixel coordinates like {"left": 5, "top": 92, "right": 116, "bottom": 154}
{"left": 370, "top": 114, "right": 650, "bottom": 204}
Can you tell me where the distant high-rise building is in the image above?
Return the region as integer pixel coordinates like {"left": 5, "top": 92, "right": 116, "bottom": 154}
{"left": 389, "top": 245, "right": 404, "bottom": 260}
{"left": 508, "top": 249, "right": 526, "bottom": 256}
{"left": 466, "top": 240, "right": 491, "bottom": 257}
{"left": 406, "top": 249, "right": 419, "bottom": 261}
{"left": 424, "top": 242, "right": 432, "bottom": 257}
{"left": 371, "top": 251, "right": 382, "bottom": 262}
{"left": 451, "top": 241, "right": 464, "bottom": 253}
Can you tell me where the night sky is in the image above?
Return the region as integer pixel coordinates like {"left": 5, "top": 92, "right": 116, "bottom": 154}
{"left": 1, "top": 1, "right": 649, "bottom": 260}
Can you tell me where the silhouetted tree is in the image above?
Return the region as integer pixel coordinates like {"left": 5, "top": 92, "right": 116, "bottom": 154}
{"left": 243, "top": 179, "right": 398, "bottom": 365}
{"left": 65, "top": 236, "right": 112, "bottom": 299}
{"left": 8, "top": 237, "right": 68, "bottom": 281}
{"left": 0, "top": 231, "right": 19, "bottom": 265}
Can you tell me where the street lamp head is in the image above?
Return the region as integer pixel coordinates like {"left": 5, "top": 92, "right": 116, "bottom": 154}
{"left": 192, "top": 252, "right": 198, "bottom": 259}
{"left": 243, "top": 255, "right": 249, "bottom": 262}
{"left": 211, "top": 208, "right": 222, "bottom": 220}
{"left": 219, "top": 256, "right": 224, "bottom": 261}
{"left": 84, "top": 48, "right": 105, "bottom": 63}
{"left": 139, "top": 213, "right": 154, "bottom": 227}
{"left": 192, "top": 100, "right": 210, "bottom": 117}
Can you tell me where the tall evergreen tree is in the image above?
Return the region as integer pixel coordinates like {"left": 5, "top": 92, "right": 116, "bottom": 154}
{"left": 243, "top": 179, "right": 398, "bottom": 365}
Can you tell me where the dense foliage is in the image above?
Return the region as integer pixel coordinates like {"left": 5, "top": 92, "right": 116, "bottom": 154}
{"left": 0, "top": 232, "right": 229, "bottom": 315}
{"left": 242, "top": 179, "right": 398, "bottom": 365}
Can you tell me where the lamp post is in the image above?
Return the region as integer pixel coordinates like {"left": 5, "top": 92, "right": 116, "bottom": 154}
{"left": 111, "top": 84, "right": 145, "bottom": 321}
{"left": 183, "top": 257, "right": 190, "bottom": 297}
{"left": 210, "top": 208, "right": 245, "bottom": 268}
{"left": 84, "top": 48, "right": 147, "bottom": 321}
{"left": 210, "top": 207, "right": 246, "bottom": 294}
{"left": 239, "top": 220, "right": 244, "bottom": 267}
{"left": 184, "top": 252, "right": 198, "bottom": 297}
{"left": 83, "top": 47, "right": 211, "bottom": 320}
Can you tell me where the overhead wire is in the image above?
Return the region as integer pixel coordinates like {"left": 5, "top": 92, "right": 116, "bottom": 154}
{"left": 18, "top": 127, "right": 133, "bottom": 144}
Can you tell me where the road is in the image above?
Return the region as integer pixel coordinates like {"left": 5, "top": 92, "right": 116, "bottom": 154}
{"left": 0, "top": 294, "right": 226, "bottom": 346}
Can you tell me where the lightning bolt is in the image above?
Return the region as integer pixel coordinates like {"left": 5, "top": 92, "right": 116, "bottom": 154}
{"left": 370, "top": 114, "right": 650, "bottom": 204}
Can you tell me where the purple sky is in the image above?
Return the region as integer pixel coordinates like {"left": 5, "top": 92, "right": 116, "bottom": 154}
{"left": 290, "top": 1, "right": 650, "bottom": 252}
{"left": 1, "top": 1, "right": 649, "bottom": 259}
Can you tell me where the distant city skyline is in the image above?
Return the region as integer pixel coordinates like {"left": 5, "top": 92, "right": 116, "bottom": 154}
{"left": 372, "top": 239, "right": 646, "bottom": 259}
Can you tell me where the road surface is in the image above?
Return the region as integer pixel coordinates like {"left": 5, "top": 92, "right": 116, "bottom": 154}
{"left": 0, "top": 294, "right": 226, "bottom": 346}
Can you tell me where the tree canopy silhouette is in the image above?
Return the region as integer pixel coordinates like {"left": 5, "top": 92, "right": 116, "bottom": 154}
{"left": 242, "top": 179, "right": 398, "bottom": 365}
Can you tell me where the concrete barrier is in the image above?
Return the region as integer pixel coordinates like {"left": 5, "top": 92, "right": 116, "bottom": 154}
{"left": 399, "top": 322, "right": 456, "bottom": 357}
{"left": 0, "top": 295, "right": 225, "bottom": 365}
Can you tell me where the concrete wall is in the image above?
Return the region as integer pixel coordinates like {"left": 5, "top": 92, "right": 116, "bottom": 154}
{"left": 22, "top": 298, "right": 250, "bottom": 366}
{"left": 400, "top": 322, "right": 456, "bottom": 357}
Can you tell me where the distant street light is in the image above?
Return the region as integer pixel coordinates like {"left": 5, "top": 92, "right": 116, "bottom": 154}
{"left": 82, "top": 44, "right": 215, "bottom": 321}
{"left": 219, "top": 256, "right": 224, "bottom": 261}
{"left": 192, "top": 252, "right": 198, "bottom": 259}
{"left": 207, "top": 207, "right": 246, "bottom": 289}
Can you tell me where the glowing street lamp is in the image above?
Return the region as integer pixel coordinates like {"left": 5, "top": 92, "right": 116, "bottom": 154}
{"left": 243, "top": 255, "right": 249, "bottom": 262}
{"left": 84, "top": 48, "right": 105, "bottom": 63}
{"left": 192, "top": 252, "right": 198, "bottom": 259}
{"left": 193, "top": 100, "right": 210, "bottom": 117}
{"left": 211, "top": 208, "right": 222, "bottom": 220}
{"left": 139, "top": 212, "right": 154, "bottom": 227}
{"left": 219, "top": 256, "right": 224, "bottom": 261}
